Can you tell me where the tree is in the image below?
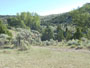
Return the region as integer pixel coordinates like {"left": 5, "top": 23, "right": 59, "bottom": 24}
{"left": 25, "top": 12, "right": 33, "bottom": 28}
{"left": 86, "top": 28, "right": 90, "bottom": 39}
{"left": 41, "top": 26, "right": 54, "bottom": 41}
{"left": 32, "top": 13, "right": 40, "bottom": 30}
{"left": 7, "top": 12, "right": 40, "bottom": 30}
{"left": 56, "top": 25, "right": 64, "bottom": 41}
{"left": 0, "top": 20, "right": 12, "bottom": 37}
{"left": 73, "top": 27, "right": 83, "bottom": 39}
{"left": 7, "top": 17, "right": 26, "bottom": 28}
{"left": 64, "top": 27, "right": 72, "bottom": 40}
{"left": 70, "top": 9, "right": 90, "bottom": 28}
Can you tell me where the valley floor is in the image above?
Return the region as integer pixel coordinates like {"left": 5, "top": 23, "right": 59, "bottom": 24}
{"left": 0, "top": 46, "right": 90, "bottom": 68}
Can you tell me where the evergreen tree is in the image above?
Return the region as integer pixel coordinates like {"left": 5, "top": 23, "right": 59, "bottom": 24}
{"left": 41, "top": 26, "right": 54, "bottom": 41}
{"left": 56, "top": 25, "right": 64, "bottom": 41}
{"left": 73, "top": 27, "right": 83, "bottom": 39}
{"left": 65, "top": 27, "right": 72, "bottom": 40}
{"left": 86, "top": 28, "right": 90, "bottom": 39}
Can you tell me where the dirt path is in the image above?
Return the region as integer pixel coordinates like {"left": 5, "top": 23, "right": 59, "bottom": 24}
{"left": 34, "top": 46, "right": 90, "bottom": 54}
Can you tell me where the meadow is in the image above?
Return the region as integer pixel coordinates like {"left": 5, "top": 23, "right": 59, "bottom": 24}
{"left": 0, "top": 46, "right": 90, "bottom": 68}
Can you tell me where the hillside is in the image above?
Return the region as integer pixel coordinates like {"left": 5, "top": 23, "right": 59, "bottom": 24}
{"left": 0, "top": 3, "right": 90, "bottom": 27}
{"left": 41, "top": 3, "right": 90, "bottom": 26}
{"left": 40, "top": 13, "right": 72, "bottom": 26}
{"left": 0, "top": 15, "right": 15, "bottom": 24}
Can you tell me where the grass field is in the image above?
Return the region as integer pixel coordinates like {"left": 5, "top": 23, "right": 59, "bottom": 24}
{"left": 0, "top": 46, "right": 90, "bottom": 68}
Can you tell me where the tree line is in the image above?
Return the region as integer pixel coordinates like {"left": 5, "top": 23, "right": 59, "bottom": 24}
{"left": 7, "top": 12, "right": 40, "bottom": 30}
{"left": 41, "top": 25, "right": 83, "bottom": 41}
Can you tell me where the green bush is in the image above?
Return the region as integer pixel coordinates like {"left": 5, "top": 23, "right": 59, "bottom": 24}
{"left": 86, "top": 41, "right": 90, "bottom": 50}
{"left": 42, "top": 39, "right": 58, "bottom": 46}
{"left": 75, "top": 46, "right": 83, "bottom": 50}
{"left": 12, "top": 28, "right": 41, "bottom": 47}
{"left": 0, "top": 34, "right": 11, "bottom": 47}
{"left": 70, "top": 45, "right": 76, "bottom": 48}
{"left": 0, "top": 20, "right": 12, "bottom": 37}
{"left": 67, "top": 39, "right": 80, "bottom": 46}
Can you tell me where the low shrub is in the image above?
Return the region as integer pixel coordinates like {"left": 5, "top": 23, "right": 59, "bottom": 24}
{"left": 12, "top": 28, "right": 42, "bottom": 50}
{"left": 75, "top": 46, "right": 83, "bottom": 50}
{"left": 67, "top": 39, "right": 80, "bottom": 46}
{"left": 70, "top": 45, "right": 76, "bottom": 48}
{"left": 86, "top": 42, "right": 90, "bottom": 50}
{"left": 87, "top": 45, "right": 90, "bottom": 50}
{"left": 18, "top": 40, "right": 29, "bottom": 51}
{"left": 58, "top": 40, "right": 67, "bottom": 46}
{"left": 0, "top": 34, "right": 11, "bottom": 48}
{"left": 42, "top": 39, "right": 58, "bottom": 46}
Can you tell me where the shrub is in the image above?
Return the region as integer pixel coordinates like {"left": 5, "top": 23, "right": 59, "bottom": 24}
{"left": 12, "top": 29, "right": 31, "bottom": 48}
{"left": 58, "top": 40, "right": 67, "bottom": 46}
{"left": 12, "top": 28, "right": 42, "bottom": 48}
{"left": 70, "top": 45, "right": 76, "bottom": 48}
{"left": 0, "top": 34, "right": 11, "bottom": 47}
{"left": 42, "top": 39, "right": 58, "bottom": 46}
{"left": 75, "top": 46, "right": 83, "bottom": 50}
{"left": 18, "top": 40, "right": 29, "bottom": 51}
{"left": 67, "top": 39, "right": 80, "bottom": 46}
{"left": 86, "top": 41, "right": 90, "bottom": 50}
{"left": 86, "top": 45, "right": 90, "bottom": 50}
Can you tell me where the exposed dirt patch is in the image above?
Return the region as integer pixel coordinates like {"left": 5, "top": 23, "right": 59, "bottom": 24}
{"left": 35, "top": 46, "right": 90, "bottom": 54}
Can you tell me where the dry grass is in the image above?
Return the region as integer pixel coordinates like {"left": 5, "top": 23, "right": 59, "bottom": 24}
{"left": 0, "top": 46, "right": 90, "bottom": 68}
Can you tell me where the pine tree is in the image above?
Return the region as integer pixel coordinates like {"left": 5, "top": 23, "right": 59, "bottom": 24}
{"left": 73, "top": 27, "right": 83, "bottom": 39}
{"left": 65, "top": 28, "right": 72, "bottom": 40}
{"left": 86, "top": 28, "right": 90, "bottom": 39}
{"left": 56, "top": 25, "right": 64, "bottom": 41}
{"left": 41, "top": 26, "right": 54, "bottom": 41}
